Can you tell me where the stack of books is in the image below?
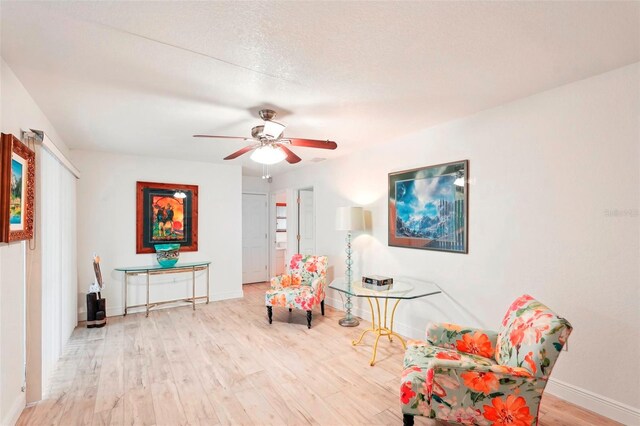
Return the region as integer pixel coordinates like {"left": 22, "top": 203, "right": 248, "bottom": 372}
{"left": 362, "top": 275, "right": 394, "bottom": 291}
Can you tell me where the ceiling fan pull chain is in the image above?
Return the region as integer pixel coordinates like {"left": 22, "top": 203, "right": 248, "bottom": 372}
{"left": 262, "top": 164, "right": 272, "bottom": 180}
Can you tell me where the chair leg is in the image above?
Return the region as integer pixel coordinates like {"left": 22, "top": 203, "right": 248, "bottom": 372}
{"left": 307, "top": 310, "right": 312, "bottom": 329}
{"left": 321, "top": 300, "right": 325, "bottom": 316}
{"left": 402, "top": 414, "right": 414, "bottom": 426}
{"left": 267, "top": 306, "right": 272, "bottom": 324}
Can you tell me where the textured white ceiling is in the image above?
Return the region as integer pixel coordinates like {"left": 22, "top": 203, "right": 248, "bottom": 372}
{"left": 1, "top": 1, "right": 638, "bottom": 175}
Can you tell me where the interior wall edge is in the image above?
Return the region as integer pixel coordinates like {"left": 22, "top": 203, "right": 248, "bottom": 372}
{"left": 1, "top": 392, "right": 25, "bottom": 426}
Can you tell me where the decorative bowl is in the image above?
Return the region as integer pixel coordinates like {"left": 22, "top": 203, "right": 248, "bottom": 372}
{"left": 154, "top": 243, "right": 180, "bottom": 268}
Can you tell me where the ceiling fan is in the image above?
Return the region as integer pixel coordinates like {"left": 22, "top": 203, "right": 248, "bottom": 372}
{"left": 193, "top": 109, "right": 337, "bottom": 165}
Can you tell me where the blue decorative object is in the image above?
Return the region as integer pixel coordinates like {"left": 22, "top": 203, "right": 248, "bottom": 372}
{"left": 154, "top": 243, "right": 180, "bottom": 268}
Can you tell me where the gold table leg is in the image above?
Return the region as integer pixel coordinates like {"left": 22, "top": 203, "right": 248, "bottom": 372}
{"left": 352, "top": 297, "right": 376, "bottom": 346}
{"left": 351, "top": 297, "right": 406, "bottom": 366}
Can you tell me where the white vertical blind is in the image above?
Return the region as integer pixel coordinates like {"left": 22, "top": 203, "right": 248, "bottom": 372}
{"left": 39, "top": 148, "right": 77, "bottom": 394}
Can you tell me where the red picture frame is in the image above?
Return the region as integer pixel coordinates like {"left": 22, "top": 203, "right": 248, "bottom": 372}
{"left": 0, "top": 133, "right": 36, "bottom": 242}
{"left": 136, "top": 181, "right": 199, "bottom": 254}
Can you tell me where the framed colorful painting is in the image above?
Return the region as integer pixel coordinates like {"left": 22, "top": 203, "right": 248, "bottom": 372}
{"left": 136, "top": 181, "right": 198, "bottom": 254}
{"left": 0, "top": 133, "right": 35, "bottom": 243}
{"left": 388, "top": 160, "right": 468, "bottom": 253}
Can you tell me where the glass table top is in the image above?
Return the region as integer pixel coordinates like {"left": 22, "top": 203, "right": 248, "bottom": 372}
{"left": 329, "top": 277, "right": 441, "bottom": 300}
{"left": 114, "top": 261, "right": 211, "bottom": 272}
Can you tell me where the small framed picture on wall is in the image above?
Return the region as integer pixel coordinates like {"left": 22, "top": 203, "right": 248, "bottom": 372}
{"left": 136, "top": 181, "right": 199, "bottom": 254}
{"left": 0, "top": 133, "right": 36, "bottom": 243}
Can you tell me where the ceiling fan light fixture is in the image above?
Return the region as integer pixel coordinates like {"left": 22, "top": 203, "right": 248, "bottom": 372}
{"left": 263, "top": 120, "right": 285, "bottom": 139}
{"left": 250, "top": 145, "right": 287, "bottom": 165}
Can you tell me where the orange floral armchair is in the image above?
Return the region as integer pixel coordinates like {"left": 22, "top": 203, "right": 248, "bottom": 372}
{"left": 265, "top": 254, "right": 327, "bottom": 329}
{"left": 401, "top": 295, "right": 572, "bottom": 425}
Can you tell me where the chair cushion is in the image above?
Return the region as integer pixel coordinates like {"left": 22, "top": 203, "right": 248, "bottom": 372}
{"left": 271, "top": 273, "right": 302, "bottom": 288}
{"left": 404, "top": 340, "right": 497, "bottom": 371}
{"left": 402, "top": 341, "right": 539, "bottom": 423}
{"left": 265, "top": 285, "right": 320, "bottom": 311}
{"left": 426, "top": 322, "right": 498, "bottom": 359}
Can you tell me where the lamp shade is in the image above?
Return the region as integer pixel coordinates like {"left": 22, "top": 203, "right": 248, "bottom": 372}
{"left": 263, "top": 120, "right": 286, "bottom": 139}
{"left": 250, "top": 145, "right": 287, "bottom": 165}
{"left": 336, "top": 206, "right": 364, "bottom": 231}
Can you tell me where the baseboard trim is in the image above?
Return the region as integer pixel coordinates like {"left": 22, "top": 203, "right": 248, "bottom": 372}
{"left": 324, "top": 295, "right": 638, "bottom": 425}
{"left": 211, "top": 290, "right": 244, "bottom": 302}
{"left": 545, "top": 377, "right": 640, "bottom": 425}
{"left": 77, "top": 290, "right": 245, "bottom": 319}
{"left": 2, "top": 392, "right": 26, "bottom": 426}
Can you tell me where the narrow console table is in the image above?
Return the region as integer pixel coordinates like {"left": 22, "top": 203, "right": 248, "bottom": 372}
{"left": 115, "top": 261, "right": 211, "bottom": 317}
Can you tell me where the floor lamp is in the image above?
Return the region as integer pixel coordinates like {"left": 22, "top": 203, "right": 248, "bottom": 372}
{"left": 336, "top": 206, "right": 364, "bottom": 327}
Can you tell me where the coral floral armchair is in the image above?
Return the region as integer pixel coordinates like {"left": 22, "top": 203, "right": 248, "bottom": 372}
{"left": 401, "top": 295, "right": 572, "bottom": 426}
{"left": 265, "top": 254, "right": 327, "bottom": 329}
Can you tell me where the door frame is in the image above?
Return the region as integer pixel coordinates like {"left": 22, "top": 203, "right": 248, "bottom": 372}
{"left": 242, "top": 191, "right": 270, "bottom": 284}
{"left": 296, "top": 187, "right": 316, "bottom": 255}
{"left": 269, "top": 186, "right": 316, "bottom": 270}
{"left": 268, "top": 190, "right": 286, "bottom": 278}
{"left": 280, "top": 186, "right": 315, "bottom": 257}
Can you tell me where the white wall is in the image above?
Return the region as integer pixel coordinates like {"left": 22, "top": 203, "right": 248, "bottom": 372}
{"left": 0, "top": 59, "right": 73, "bottom": 424}
{"left": 71, "top": 150, "right": 243, "bottom": 318}
{"left": 242, "top": 175, "right": 270, "bottom": 193}
{"left": 271, "top": 63, "right": 640, "bottom": 423}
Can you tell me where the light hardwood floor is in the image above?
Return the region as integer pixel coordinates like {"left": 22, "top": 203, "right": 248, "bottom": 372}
{"left": 18, "top": 282, "right": 618, "bottom": 426}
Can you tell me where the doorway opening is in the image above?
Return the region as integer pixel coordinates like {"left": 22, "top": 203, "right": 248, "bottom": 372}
{"left": 242, "top": 193, "right": 269, "bottom": 284}
{"left": 297, "top": 187, "right": 315, "bottom": 255}
{"left": 272, "top": 190, "right": 287, "bottom": 275}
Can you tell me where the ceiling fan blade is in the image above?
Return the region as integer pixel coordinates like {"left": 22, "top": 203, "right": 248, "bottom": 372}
{"left": 286, "top": 138, "right": 338, "bottom": 150}
{"left": 193, "top": 135, "right": 252, "bottom": 140}
{"left": 224, "top": 144, "right": 257, "bottom": 160}
{"left": 277, "top": 144, "right": 302, "bottom": 164}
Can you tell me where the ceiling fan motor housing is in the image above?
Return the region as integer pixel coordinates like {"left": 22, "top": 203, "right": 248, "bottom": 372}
{"left": 194, "top": 108, "right": 336, "bottom": 164}
{"left": 258, "top": 109, "right": 277, "bottom": 121}
{"left": 251, "top": 125, "right": 266, "bottom": 139}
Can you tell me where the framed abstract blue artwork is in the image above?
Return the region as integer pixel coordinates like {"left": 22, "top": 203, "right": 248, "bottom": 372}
{"left": 388, "top": 160, "right": 468, "bottom": 253}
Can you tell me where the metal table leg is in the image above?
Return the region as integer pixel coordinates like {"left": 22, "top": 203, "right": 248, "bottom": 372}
{"left": 146, "top": 272, "right": 150, "bottom": 317}
{"left": 351, "top": 297, "right": 407, "bottom": 366}
{"left": 352, "top": 297, "right": 376, "bottom": 346}
{"left": 206, "top": 265, "right": 210, "bottom": 304}
{"left": 124, "top": 272, "right": 128, "bottom": 316}
{"left": 390, "top": 299, "right": 406, "bottom": 349}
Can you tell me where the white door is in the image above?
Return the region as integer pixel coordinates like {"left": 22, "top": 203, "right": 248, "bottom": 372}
{"left": 242, "top": 193, "right": 269, "bottom": 284}
{"left": 297, "top": 188, "right": 315, "bottom": 255}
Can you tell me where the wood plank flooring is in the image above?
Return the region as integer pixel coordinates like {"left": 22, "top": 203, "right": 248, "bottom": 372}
{"left": 17, "top": 282, "right": 619, "bottom": 426}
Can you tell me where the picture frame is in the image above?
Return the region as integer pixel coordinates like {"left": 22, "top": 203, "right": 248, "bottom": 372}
{"left": 136, "top": 181, "right": 198, "bottom": 254}
{"left": 388, "top": 160, "right": 468, "bottom": 253}
{"left": 0, "top": 133, "right": 36, "bottom": 243}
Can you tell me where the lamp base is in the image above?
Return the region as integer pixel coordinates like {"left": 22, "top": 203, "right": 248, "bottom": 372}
{"left": 339, "top": 316, "right": 360, "bottom": 327}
